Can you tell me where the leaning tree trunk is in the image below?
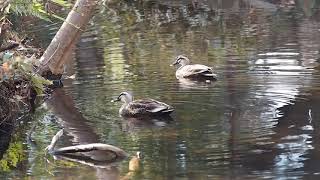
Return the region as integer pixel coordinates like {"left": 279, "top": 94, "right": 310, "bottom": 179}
{"left": 37, "top": 0, "right": 98, "bottom": 77}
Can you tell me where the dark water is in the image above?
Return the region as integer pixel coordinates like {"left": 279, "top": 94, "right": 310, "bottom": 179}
{"left": 2, "top": 0, "right": 320, "bottom": 179}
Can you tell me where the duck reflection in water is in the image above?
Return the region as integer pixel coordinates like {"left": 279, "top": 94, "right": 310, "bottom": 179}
{"left": 177, "top": 77, "right": 217, "bottom": 90}
{"left": 120, "top": 116, "right": 174, "bottom": 132}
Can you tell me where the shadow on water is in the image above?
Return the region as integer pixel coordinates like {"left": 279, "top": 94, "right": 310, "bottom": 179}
{"left": 47, "top": 89, "right": 100, "bottom": 144}
{"left": 45, "top": 89, "right": 124, "bottom": 179}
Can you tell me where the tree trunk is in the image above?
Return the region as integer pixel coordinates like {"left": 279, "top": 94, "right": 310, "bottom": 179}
{"left": 37, "top": 0, "right": 98, "bottom": 77}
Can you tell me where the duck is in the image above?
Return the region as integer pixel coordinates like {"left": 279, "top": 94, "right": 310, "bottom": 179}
{"left": 171, "top": 55, "right": 217, "bottom": 81}
{"left": 112, "top": 92, "right": 174, "bottom": 117}
{"left": 129, "top": 151, "right": 141, "bottom": 172}
{"left": 121, "top": 152, "right": 142, "bottom": 180}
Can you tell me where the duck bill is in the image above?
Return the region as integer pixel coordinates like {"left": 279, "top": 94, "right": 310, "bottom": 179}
{"left": 170, "top": 61, "right": 178, "bottom": 66}
{"left": 111, "top": 97, "right": 120, "bottom": 102}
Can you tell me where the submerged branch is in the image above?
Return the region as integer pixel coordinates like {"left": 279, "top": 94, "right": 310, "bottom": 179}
{"left": 53, "top": 143, "right": 128, "bottom": 157}
{"left": 46, "top": 129, "right": 128, "bottom": 162}
{"left": 45, "top": 129, "right": 64, "bottom": 153}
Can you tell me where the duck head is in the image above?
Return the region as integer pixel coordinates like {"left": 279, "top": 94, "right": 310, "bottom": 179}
{"left": 171, "top": 55, "right": 190, "bottom": 67}
{"left": 112, "top": 92, "right": 133, "bottom": 103}
{"left": 129, "top": 151, "right": 142, "bottom": 172}
{"left": 136, "top": 151, "right": 142, "bottom": 159}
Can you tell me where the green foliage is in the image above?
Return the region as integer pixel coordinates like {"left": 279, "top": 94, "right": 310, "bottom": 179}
{"left": 9, "top": 0, "right": 50, "bottom": 21}
{"left": 50, "top": 0, "right": 72, "bottom": 8}
{"left": 0, "top": 141, "right": 25, "bottom": 172}
{"left": 5, "top": 0, "right": 71, "bottom": 22}
{"left": 12, "top": 57, "right": 52, "bottom": 95}
{"left": 30, "top": 73, "right": 52, "bottom": 95}
{"left": 1, "top": 56, "right": 52, "bottom": 95}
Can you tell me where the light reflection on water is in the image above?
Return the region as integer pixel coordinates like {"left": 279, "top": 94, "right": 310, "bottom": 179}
{"left": 3, "top": 0, "right": 320, "bottom": 179}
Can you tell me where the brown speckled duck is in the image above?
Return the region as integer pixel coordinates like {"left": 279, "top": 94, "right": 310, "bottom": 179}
{"left": 129, "top": 151, "right": 141, "bottom": 172}
{"left": 112, "top": 92, "right": 174, "bottom": 117}
{"left": 171, "top": 55, "right": 217, "bottom": 81}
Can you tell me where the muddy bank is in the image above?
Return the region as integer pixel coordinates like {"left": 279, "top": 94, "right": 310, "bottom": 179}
{"left": 0, "top": 113, "right": 15, "bottom": 162}
{"left": 0, "top": 77, "right": 37, "bottom": 160}
{"left": 0, "top": 79, "right": 36, "bottom": 118}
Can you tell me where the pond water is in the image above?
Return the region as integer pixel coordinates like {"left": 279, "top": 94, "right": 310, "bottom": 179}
{"left": 2, "top": 0, "right": 320, "bottom": 179}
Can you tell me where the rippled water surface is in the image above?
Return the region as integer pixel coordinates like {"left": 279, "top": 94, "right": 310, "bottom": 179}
{"left": 3, "top": 0, "right": 320, "bottom": 179}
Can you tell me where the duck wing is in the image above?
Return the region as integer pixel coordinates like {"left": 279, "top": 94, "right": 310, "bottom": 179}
{"left": 128, "top": 99, "right": 174, "bottom": 115}
{"left": 179, "top": 64, "right": 216, "bottom": 78}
